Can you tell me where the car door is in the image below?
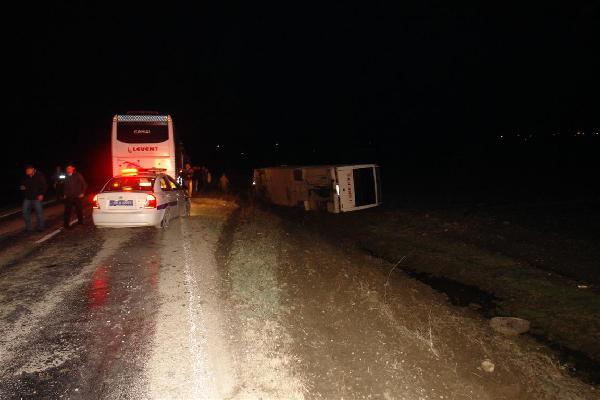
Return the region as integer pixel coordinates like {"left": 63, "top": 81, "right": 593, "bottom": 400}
{"left": 158, "top": 176, "right": 175, "bottom": 220}
{"left": 167, "top": 175, "right": 182, "bottom": 216}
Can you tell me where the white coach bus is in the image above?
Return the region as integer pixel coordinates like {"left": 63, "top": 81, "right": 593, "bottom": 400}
{"left": 111, "top": 112, "right": 182, "bottom": 178}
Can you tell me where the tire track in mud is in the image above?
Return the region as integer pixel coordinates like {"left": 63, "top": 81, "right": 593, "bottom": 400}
{"left": 215, "top": 205, "right": 242, "bottom": 276}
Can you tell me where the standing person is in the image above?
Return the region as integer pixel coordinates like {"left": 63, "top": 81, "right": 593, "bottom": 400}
{"left": 193, "top": 166, "right": 201, "bottom": 194}
{"left": 205, "top": 167, "right": 212, "bottom": 190}
{"left": 63, "top": 163, "right": 87, "bottom": 228}
{"left": 183, "top": 163, "right": 194, "bottom": 197}
{"left": 196, "top": 166, "right": 205, "bottom": 193}
{"left": 19, "top": 164, "right": 47, "bottom": 232}
{"left": 200, "top": 166, "right": 208, "bottom": 192}
{"left": 218, "top": 172, "right": 230, "bottom": 194}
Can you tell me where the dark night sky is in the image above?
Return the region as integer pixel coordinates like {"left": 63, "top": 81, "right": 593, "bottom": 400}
{"left": 5, "top": 1, "right": 600, "bottom": 199}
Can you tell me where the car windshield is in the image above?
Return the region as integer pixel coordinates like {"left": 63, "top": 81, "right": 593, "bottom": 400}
{"left": 103, "top": 177, "right": 155, "bottom": 192}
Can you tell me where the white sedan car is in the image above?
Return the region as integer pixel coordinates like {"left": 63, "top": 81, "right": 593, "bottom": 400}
{"left": 92, "top": 172, "right": 190, "bottom": 228}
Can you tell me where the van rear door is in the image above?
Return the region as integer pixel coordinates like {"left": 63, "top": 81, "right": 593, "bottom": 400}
{"left": 335, "top": 166, "right": 378, "bottom": 212}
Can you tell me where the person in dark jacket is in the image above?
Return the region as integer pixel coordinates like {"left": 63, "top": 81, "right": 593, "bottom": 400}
{"left": 62, "top": 164, "right": 87, "bottom": 228}
{"left": 182, "top": 162, "right": 194, "bottom": 197}
{"left": 20, "top": 164, "right": 47, "bottom": 232}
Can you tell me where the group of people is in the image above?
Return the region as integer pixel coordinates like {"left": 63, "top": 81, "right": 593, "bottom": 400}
{"left": 19, "top": 163, "right": 87, "bottom": 232}
{"left": 180, "top": 163, "right": 230, "bottom": 197}
{"left": 19, "top": 161, "right": 232, "bottom": 232}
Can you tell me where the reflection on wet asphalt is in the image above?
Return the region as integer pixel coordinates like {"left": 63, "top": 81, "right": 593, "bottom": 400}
{"left": 2, "top": 198, "right": 596, "bottom": 400}
{"left": 0, "top": 225, "right": 162, "bottom": 399}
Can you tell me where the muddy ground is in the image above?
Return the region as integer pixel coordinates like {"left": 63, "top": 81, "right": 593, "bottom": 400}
{"left": 0, "top": 196, "right": 598, "bottom": 399}
{"left": 275, "top": 199, "right": 600, "bottom": 383}
{"left": 219, "top": 203, "right": 598, "bottom": 399}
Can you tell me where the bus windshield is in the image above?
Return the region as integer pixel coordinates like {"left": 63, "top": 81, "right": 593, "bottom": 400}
{"left": 116, "top": 122, "right": 169, "bottom": 143}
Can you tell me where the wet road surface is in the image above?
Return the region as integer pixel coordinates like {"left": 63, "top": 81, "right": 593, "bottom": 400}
{"left": 0, "top": 202, "right": 63, "bottom": 238}
{"left": 0, "top": 197, "right": 597, "bottom": 400}
{"left": 0, "top": 198, "right": 238, "bottom": 399}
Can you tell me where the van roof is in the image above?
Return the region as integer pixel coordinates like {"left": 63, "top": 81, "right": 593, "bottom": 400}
{"left": 255, "top": 164, "right": 378, "bottom": 170}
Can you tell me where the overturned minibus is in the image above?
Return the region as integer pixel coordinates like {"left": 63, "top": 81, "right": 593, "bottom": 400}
{"left": 252, "top": 164, "right": 381, "bottom": 213}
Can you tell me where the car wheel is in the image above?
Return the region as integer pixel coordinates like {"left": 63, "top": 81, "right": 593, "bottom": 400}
{"left": 178, "top": 200, "right": 184, "bottom": 218}
{"left": 185, "top": 199, "right": 191, "bottom": 217}
{"left": 159, "top": 209, "right": 170, "bottom": 229}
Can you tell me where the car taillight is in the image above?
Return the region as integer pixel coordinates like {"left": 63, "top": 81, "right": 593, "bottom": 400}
{"left": 92, "top": 194, "right": 99, "bottom": 209}
{"left": 144, "top": 194, "right": 157, "bottom": 208}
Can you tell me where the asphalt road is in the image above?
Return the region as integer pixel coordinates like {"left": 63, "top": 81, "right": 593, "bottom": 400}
{"left": 0, "top": 198, "right": 240, "bottom": 399}
{"left": 0, "top": 202, "right": 63, "bottom": 239}
{"left": 0, "top": 197, "right": 596, "bottom": 400}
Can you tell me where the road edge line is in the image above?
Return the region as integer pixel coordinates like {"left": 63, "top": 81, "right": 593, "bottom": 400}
{"left": 34, "top": 228, "right": 63, "bottom": 244}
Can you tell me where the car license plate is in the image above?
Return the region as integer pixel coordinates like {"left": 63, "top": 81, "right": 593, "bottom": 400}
{"left": 109, "top": 200, "right": 134, "bottom": 206}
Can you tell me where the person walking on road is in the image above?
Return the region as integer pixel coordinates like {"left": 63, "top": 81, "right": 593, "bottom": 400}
{"left": 196, "top": 166, "right": 206, "bottom": 193}
{"left": 63, "top": 163, "right": 87, "bottom": 228}
{"left": 193, "top": 165, "right": 202, "bottom": 194}
{"left": 218, "top": 172, "right": 230, "bottom": 194}
{"left": 182, "top": 163, "right": 194, "bottom": 197}
{"left": 20, "top": 164, "right": 47, "bottom": 232}
{"left": 204, "top": 167, "right": 212, "bottom": 191}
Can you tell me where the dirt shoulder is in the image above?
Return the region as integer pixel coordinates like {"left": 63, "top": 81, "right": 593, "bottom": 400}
{"left": 288, "top": 204, "right": 600, "bottom": 381}
{"left": 220, "top": 204, "right": 598, "bottom": 399}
